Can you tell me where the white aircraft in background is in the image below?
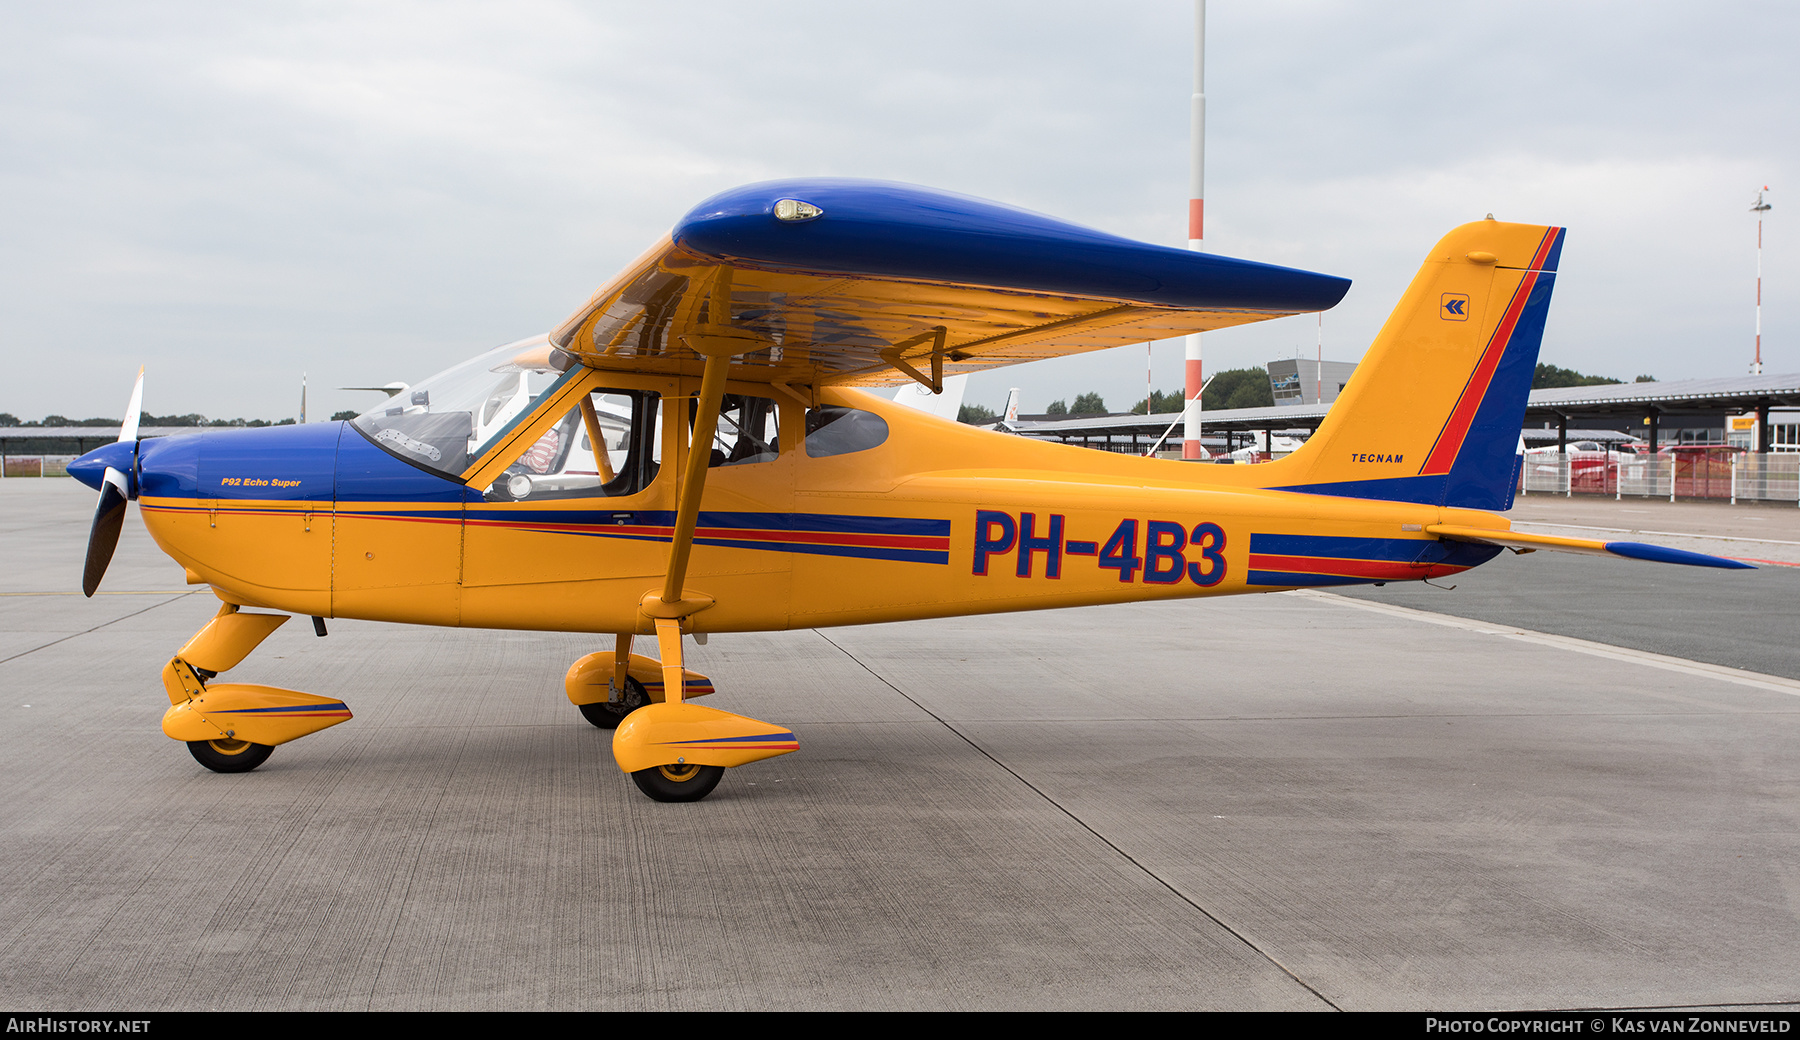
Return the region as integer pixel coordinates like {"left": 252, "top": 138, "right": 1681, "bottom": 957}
{"left": 890, "top": 373, "right": 970, "bottom": 421}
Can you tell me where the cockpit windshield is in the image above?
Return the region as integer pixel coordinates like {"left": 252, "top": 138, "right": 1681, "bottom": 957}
{"left": 351, "top": 336, "right": 578, "bottom": 478}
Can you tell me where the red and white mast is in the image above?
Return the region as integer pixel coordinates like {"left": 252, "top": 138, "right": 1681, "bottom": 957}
{"left": 1751, "top": 187, "right": 1771, "bottom": 376}
{"left": 1182, "top": 0, "right": 1207, "bottom": 459}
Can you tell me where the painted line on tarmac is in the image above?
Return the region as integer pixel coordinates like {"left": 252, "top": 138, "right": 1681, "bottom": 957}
{"left": 1301, "top": 589, "right": 1800, "bottom": 699}
{"left": 0, "top": 590, "right": 200, "bottom": 596}
{"left": 0, "top": 591, "right": 203, "bottom": 667}
{"left": 813, "top": 628, "right": 1343, "bottom": 1011}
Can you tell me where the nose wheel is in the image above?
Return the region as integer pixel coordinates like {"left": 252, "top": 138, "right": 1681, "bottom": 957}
{"left": 630, "top": 763, "right": 724, "bottom": 802}
{"left": 187, "top": 738, "right": 273, "bottom": 773}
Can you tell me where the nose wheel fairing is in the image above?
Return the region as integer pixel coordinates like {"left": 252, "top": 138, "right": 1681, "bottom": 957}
{"left": 161, "top": 683, "right": 352, "bottom": 748}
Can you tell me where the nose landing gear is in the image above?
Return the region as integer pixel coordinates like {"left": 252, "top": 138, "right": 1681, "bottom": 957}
{"left": 161, "top": 603, "right": 353, "bottom": 773}
{"left": 630, "top": 763, "right": 725, "bottom": 802}
{"left": 186, "top": 738, "right": 274, "bottom": 773}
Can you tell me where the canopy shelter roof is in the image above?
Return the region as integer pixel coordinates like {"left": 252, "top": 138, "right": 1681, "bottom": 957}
{"left": 1519, "top": 428, "right": 1642, "bottom": 446}
{"left": 1010, "top": 403, "right": 1330, "bottom": 441}
{"left": 1523, "top": 374, "right": 1800, "bottom": 419}
{"left": 1012, "top": 375, "right": 1800, "bottom": 451}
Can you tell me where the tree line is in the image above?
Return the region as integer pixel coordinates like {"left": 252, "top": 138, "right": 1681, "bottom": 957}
{"left": 0, "top": 412, "right": 298, "bottom": 428}
{"left": 1531, "top": 364, "right": 1655, "bottom": 388}
{"left": 957, "top": 367, "right": 1277, "bottom": 423}
{"left": 955, "top": 363, "right": 1658, "bottom": 423}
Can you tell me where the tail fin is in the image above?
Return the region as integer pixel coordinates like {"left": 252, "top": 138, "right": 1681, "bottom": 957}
{"left": 1268, "top": 219, "right": 1564, "bottom": 511}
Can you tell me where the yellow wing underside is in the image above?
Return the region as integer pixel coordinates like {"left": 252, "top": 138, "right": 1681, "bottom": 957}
{"left": 549, "top": 238, "right": 1309, "bottom": 389}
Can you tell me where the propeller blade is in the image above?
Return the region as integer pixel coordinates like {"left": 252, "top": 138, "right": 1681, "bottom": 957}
{"left": 82, "top": 470, "right": 129, "bottom": 597}
{"left": 81, "top": 369, "right": 145, "bottom": 597}
{"left": 119, "top": 367, "right": 144, "bottom": 443}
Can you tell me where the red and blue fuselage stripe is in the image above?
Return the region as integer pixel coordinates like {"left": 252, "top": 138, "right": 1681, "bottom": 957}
{"left": 467, "top": 509, "right": 951, "bottom": 565}
{"left": 139, "top": 501, "right": 954, "bottom": 565}
{"left": 1245, "top": 532, "right": 1500, "bottom": 587}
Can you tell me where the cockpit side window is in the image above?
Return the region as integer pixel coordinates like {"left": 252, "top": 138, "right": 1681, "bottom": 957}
{"left": 484, "top": 389, "right": 662, "bottom": 502}
{"left": 805, "top": 406, "right": 889, "bottom": 458}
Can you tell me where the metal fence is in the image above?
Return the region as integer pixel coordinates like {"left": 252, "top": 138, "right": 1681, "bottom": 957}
{"left": 1732, "top": 453, "right": 1800, "bottom": 503}
{"left": 1521, "top": 453, "right": 1800, "bottom": 504}
{"left": 0, "top": 455, "right": 76, "bottom": 478}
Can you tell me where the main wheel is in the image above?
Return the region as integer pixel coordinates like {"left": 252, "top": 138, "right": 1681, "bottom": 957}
{"left": 578, "top": 675, "right": 649, "bottom": 729}
{"left": 630, "top": 763, "right": 724, "bottom": 803}
{"left": 187, "top": 738, "right": 273, "bottom": 773}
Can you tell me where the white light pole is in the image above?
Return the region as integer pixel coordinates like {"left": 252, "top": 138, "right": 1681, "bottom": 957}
{"left": 1316, "top": 313, "right": 1323, "bottom": 404}
{"left": 1182, "top": 0, "right": 1206, "bottom": 459}
{"left": 1752, "top": 186, "right": 1772, "bottom": 376}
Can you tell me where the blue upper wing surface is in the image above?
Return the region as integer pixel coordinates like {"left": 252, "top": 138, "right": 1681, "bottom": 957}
{"left": 676, "top": 179, "right": 1349, "bottom": 313}
{"left": 556, "top": 178, "right": 1350, "bottom": 386}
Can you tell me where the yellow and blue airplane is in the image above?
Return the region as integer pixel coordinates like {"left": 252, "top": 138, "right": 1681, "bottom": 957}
{"left": 69, "top": 179, "right": 1750, "bottom": 801}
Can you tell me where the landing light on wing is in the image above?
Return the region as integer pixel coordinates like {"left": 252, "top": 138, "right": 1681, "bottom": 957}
{"left": 773, "top": 198, "right": 823, "bottom": 222}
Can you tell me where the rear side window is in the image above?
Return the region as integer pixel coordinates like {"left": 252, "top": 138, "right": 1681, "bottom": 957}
{"left": 805, "top": 407, "right": 888, "bottom": 458}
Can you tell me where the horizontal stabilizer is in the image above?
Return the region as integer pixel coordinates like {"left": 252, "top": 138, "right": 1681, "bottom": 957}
{"left": 1427, "top": 525, "right": 1755, "bottom": 569}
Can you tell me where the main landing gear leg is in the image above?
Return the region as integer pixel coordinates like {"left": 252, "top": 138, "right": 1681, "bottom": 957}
{"left": 606, "top": 337, "right": 796, "bottom": 802}
{"left": 626, "top": 619, "right": 724, "bottom": 801}
{"left": 160, "top": 602, "right": 353, "bottom": 773}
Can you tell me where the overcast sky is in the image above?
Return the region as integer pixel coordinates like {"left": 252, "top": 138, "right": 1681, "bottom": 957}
{"left": 2, "top": 1, "right": 1795, "bottom": 421}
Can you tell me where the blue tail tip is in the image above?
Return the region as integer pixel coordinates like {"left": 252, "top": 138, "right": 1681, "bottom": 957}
{"left": 1605, "top": 541, "right": 1756, "bottom": 570}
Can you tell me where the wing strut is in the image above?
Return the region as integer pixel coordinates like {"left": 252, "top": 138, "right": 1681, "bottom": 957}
{"left": 880, "top": 326, "right": 947, "bottom": 394}
{"left": 577, "top": 395, "right": 616, "bottom": 483}
{"left": 639, "top": 301, "right": 768, "bottom": 702}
